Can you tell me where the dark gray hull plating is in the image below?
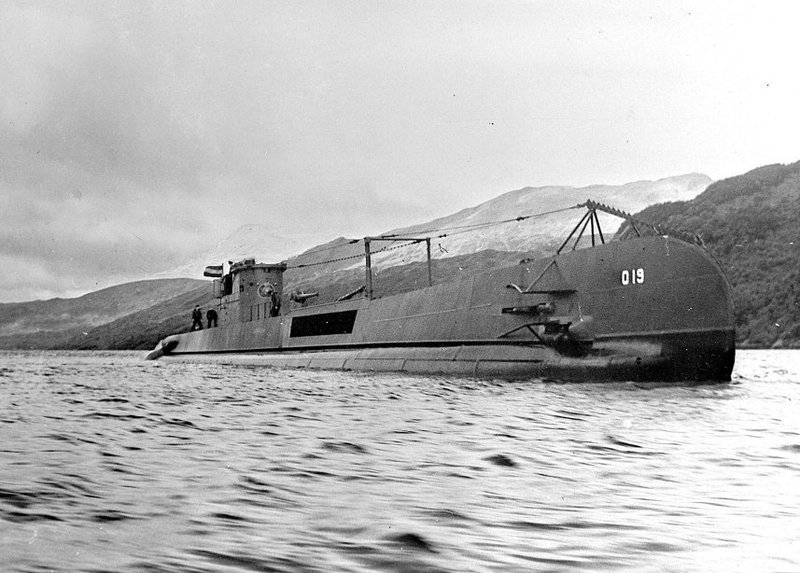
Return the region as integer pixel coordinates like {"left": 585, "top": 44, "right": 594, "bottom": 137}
{"left": 148, "top": 236, "right": 736, "bottom": 382}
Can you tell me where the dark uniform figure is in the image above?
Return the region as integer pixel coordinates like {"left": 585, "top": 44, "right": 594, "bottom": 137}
{"left": 191, "top": 305, "right": 203, "bottom": 330}
{"left": 269, "top": 292, "right": 281, "bottom": 317}
{"left": 206, "top": 308, "right": 218, "bottom": 328}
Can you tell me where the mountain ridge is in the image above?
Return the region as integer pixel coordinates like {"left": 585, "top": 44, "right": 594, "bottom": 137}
{"left": 0, "top": 278, "right": 205, "bottom": 340}
{"left": 157, "top": 174, "right": 711, "bottom": 280}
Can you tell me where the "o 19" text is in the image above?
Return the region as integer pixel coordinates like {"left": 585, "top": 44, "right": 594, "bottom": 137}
{"left": 621, "top": 268, "right": 644, "bottom": 285}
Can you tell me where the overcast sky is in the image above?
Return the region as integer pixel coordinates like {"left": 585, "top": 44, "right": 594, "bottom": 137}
{"left": 1, "top": 1, "right": 798, "bottom": 302}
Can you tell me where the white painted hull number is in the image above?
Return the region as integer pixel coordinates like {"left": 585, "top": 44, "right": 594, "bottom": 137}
{"left": 621, "top": 268, "right": 644, "bottom": 285}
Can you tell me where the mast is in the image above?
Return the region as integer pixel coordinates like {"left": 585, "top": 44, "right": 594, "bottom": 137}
{"left": 363, "top": 235, "right": 434, "bottom": 300}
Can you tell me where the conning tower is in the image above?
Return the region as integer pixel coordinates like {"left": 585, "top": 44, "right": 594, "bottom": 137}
{"left": 213, "top": 258, "right": 287, "bottom": 325}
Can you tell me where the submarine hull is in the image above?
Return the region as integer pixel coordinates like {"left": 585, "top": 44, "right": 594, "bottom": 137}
{"left": 155, "top": 338, "right": 734, "bottom": 382}
{"left": 148, "top": 236, "right": 736, "bottom": 382}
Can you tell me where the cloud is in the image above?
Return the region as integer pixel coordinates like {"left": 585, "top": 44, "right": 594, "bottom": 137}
{"left": 0, "top": 3, "right": 250, "bottom": 299}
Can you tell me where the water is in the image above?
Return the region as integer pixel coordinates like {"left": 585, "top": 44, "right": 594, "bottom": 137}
{"left": 1, "top": 350, "right": 799, "bottom": 572}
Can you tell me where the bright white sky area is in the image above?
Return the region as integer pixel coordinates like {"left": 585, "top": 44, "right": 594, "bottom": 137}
{"left": 1, "top": 0, "right": 798, "bottom": 301}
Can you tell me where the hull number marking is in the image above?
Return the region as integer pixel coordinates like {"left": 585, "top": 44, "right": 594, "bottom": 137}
{"left": 621, "top": 268, "right": 644, "bottom": 285}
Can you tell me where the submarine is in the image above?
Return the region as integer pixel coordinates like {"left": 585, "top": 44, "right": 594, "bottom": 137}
{"left": 146, "top": 200, "right": 735, "bottom": 382}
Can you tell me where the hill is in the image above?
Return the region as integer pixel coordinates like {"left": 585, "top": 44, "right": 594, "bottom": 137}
{"left": 160, "top": 174, "right": 711, "bottom": 281}
{"left": 59, "top": 285, "right": 213, "bottom": 351}
{"left": 0, "top": 278, "right": 206, "bottom": 349}
{"left": 634, "top": 162, "right": 800, "bottom": 348}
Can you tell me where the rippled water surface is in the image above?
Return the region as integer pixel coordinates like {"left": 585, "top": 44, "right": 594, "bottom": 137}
{"left": 1, "top": 350, "right": 799, "bottom": 572}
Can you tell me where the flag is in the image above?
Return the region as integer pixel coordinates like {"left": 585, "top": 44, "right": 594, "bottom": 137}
{"left": 203, "top": 264, "right": 223, "bottom": 278}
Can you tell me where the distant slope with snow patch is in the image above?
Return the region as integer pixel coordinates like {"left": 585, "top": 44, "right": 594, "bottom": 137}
{"left": 159, "top": 174, "right": 711, "bottom": 282}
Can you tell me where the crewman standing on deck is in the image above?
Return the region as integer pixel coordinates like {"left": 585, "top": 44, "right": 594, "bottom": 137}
{"left": 191, "top": 305, "right": 203, "bottom": 330}
{"left": 206, "top": 308, "right": 218, "bottom": 328}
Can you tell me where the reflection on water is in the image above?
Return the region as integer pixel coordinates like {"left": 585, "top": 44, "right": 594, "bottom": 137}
{"left": 1, "top": 350, "right": 799, "bottom": 572}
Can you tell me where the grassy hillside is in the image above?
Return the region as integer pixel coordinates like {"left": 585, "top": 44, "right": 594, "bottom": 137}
{"left": 61, "top": 286, "right": 213, "bottom": 351}
{"left": 0, "top": 279, "right": 205, "bottom": 335}
{"left": 0, "top": 278, "right": 206, "bottom": 349}
{"left": 634, "top": 161, "right": 800, "bottom": 348}
{"left": 0, "top": 327, "right": 86, "bottom": 350}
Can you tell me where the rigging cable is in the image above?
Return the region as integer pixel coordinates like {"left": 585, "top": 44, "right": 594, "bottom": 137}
{"left": 285, "top": 204, "right": 583, "bottom": 270}
{"left": 379, "top": 205, "right": 581, "bottom": 238}
{"left": 287, "top": 240, "right": 421, "bottom": 269}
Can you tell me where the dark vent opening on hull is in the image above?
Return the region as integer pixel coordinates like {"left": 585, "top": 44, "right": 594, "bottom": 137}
{"left": 290, "top": 310, "right": 359, "bottom": 338}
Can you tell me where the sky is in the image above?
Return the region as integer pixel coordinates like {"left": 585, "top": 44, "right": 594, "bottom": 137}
{"left": 1, "top": 0, "right": 799, "bottom": 302}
